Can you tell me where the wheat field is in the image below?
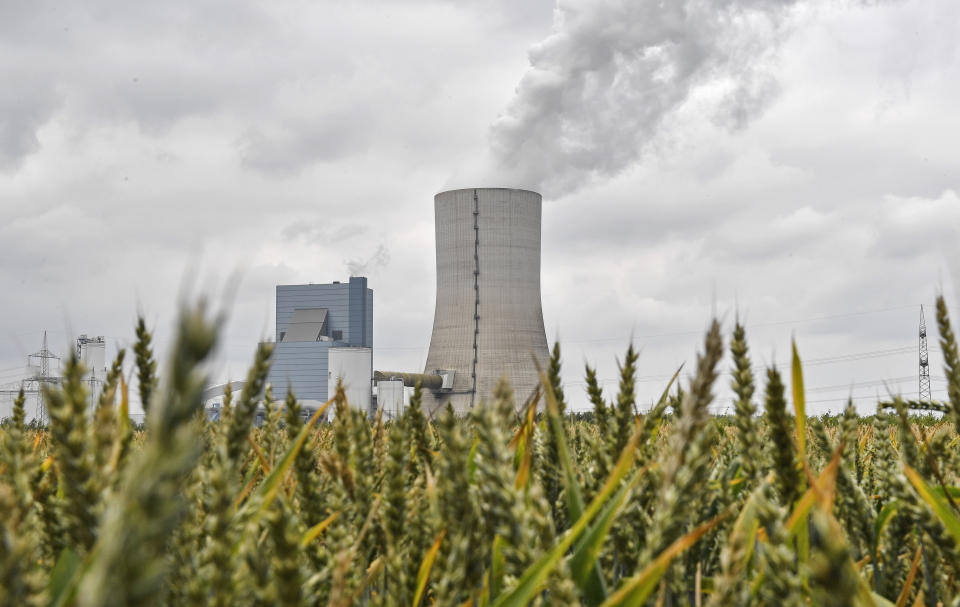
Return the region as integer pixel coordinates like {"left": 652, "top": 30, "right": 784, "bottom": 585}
{"left": 2, "top": 296, "right": 960, "bottom": 606}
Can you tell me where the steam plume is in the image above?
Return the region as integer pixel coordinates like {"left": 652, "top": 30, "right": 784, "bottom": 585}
{"left": 490, "top": 0, "right": 804, "bottom": 196}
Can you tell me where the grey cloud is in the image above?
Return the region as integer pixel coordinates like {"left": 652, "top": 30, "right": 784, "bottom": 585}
{"left": 438, "top": 0, "right": 555, "bottom": 29}
{"left": 870, "top": 190, "right": 960, "bottom": 260}
{"left": 1, "top": 0, "right": 530, "bottom": 175}
{"left": 281, "top": 222, "right": 369, "bottom": 244}
{"left": 546, "top": 195, "right": 733, "bottom": 256}
{"left": 711, "top": 71, "right": 782, "bottom": 131}
{"left": 768, "top": 143, "right": 955, "bottom": 204}
{"left": 0, "top": 84, "right": 61, "bottom": 171}
{"left": 704, "top": 205, "right": 840, "bottom": 264}
{"left": 238, "top": 114, "right": 373, "bottom": 175}
{"left": 0, "top": 0, "right": 346, "bottom": 168}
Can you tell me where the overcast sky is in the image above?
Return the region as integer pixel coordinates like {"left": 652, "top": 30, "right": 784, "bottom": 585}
{"left": 1, "top": 0, "right": 958, "bottom": 417}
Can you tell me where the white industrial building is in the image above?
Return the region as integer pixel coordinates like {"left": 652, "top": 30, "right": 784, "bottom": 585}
{"left": 76, "top": 334, "right": 107, "bottom": 409}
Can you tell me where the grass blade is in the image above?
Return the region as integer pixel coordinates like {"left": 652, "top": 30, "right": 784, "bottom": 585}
{"left": 569, "top": 470, "right": 633, "bottom": 604}
{"left": 539, "top": 364, "right": 586, "bottom": 519}
{"left": 785, "top": 446, "right": 841, "bottom": 535}
{"left": 874, "top": 500, "right": 901, "bottom": 552}
{"left": 512, "top": 393, "right": 539, "bottom": 490}
{"left": 791, "top": 341, "right": 812, "bottom": 572}
{"left": 493, "top": 415, "right": 648, "bottom": 607}
{"left": 247, "top": 433, "right": 272, "bottom": 474}
{"left": 487, "top": 535, "right": 506, "bottom": 602}
{"left": 48, "top": 548, "right": 82, "bottom": 607}
{"left": 791, "top": 339, "right": 807, "bottom": 462}
{"left": 300, "top": 511, "right": 340, "bottom": 548}
{"left": 600, "top": 512, "right": 728, "bottom": 607}
{"left": 903, "top": 464, "right": 960, "bottom": 545}
{"left": 569, "top": 412, "right": 649, "bottom": 604}
{"left": 492, "top": 467, "right": 644, "bottom": 607}
{"left": 413, "top": 530, "right": 446, "bottom": 607}
{"left": 895, "top": 546, "right": 922, "bottom": 607}
{"left": 539, "top": 361, "right": 611, "bottom": 598}
{"left": 244, "top": 396, "right": 333, "bottom": 516}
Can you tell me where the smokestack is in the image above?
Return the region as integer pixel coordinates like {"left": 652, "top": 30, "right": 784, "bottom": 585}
{"left": 423, "top": 188, "right": 550, "bottom": 414}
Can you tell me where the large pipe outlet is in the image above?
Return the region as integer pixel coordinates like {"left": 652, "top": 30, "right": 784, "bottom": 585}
{"left": 374, "top": 371, "right": 443, "bottom": 390}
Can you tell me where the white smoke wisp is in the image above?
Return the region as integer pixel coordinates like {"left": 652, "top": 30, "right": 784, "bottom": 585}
{"left": 489, "top": 0, "right": 805, "bottom": 197}
{"left": 345, "top": 244, "right": 391, "bottom": 276}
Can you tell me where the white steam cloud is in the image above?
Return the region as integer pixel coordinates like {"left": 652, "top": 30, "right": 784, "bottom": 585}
{"left": 489, "top": 0, "right": 807, "bottom": 196}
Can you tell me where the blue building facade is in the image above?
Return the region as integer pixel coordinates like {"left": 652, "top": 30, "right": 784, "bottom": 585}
{"left": 267, "top": 276, "right": 373, "bottom": 403}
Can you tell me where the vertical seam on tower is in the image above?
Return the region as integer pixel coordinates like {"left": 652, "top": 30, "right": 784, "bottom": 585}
{"left": 470, "top": 189, "right": 480, "bottom": 408}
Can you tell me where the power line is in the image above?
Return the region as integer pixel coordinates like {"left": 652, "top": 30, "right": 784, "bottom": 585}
{"left": 803, "top": 346, "right": 919, "bottom": 366}
{"left": 804, "top": 376, "right": 946, "bottom": 394}
{"left": 556, "top": 336, "right": 955, "bottom": 395}
{"left": 804, "top": 388, "right": 949, "bottom": 406}
{"left": 569, "top": 387, "right": 954, "bottom": 414}
{"left": 707, "top": 387, "right": 951, "bottom": 409}
{"left": 744, "top": 304, "right": 919, "bottom": 328}
{"left": 557, "top": 303, "right": 923, "bottom": 346}
{"left": 564, "top": 367, "right": 949, "bottom": 391}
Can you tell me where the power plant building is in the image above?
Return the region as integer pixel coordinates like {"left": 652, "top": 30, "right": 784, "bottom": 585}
{"left": 267, "top": 277, "right": 373, "bottom": 412}
{"left": 77, "top": 334, "right": 106, "bottom": 409}
{"left": 422, "top": 188, "right": 550, "bottom": 414}
{"left": 1, "top": 332, "right": 108, "bottom": 424}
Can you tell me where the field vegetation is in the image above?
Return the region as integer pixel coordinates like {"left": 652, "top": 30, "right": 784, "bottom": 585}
{"left": 2, "top": 296, "right": 960, "bottom": 606}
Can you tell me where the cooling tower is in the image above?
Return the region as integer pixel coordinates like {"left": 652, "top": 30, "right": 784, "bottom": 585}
{"left": 423, "top": 188, "right": 550, "bottom": 414}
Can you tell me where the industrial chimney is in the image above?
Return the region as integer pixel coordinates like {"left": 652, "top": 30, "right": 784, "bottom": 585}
{"left": 422, "top": 188, "right": 550, "bottom": 414}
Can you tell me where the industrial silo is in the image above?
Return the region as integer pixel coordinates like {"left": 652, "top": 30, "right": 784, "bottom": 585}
{"left": 422, "top": 188, "right": 550, "bottom": 414}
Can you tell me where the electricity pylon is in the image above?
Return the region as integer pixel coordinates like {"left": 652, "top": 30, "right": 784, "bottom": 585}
{"left": 919, "top": 306, "right": 932, "bottom": 402}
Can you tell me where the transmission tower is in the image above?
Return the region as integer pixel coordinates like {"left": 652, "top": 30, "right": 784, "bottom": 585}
{"left": 919, "top": 306, "right": 932, "bottom": 402}
{"left": 25, "top": 331, "right": 61, "bottom": 424}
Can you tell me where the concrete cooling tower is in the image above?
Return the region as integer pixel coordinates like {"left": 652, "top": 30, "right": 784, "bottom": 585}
{"left": 422, "top": 188, "right": 550, "bottom": 414}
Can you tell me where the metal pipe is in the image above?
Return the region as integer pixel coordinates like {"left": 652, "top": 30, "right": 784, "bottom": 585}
{"left": 373, "top": 371, "right": 443, "bottom": 390}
